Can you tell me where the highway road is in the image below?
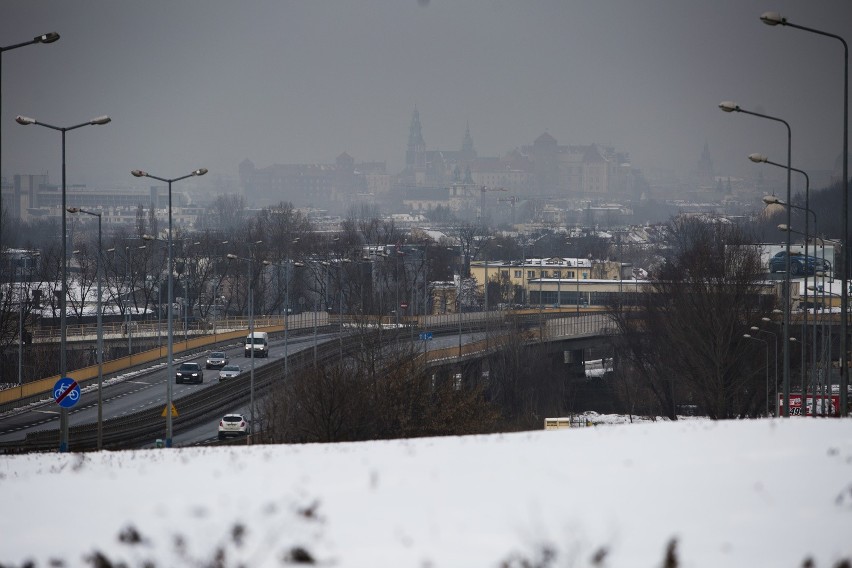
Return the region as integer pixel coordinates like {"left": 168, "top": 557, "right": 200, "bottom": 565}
{"left": 0, "top": 331, "right": 338, "bottom": 445}
{"left": 0, "top": 326, "right": 490, "bottom": 448}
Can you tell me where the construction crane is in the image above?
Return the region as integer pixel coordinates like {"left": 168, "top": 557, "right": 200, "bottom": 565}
{"left": 498, "top": 195, "right": 519, "bottom": 226}
{"left": 479, "top": 186, "right": 507, "bottom": 221}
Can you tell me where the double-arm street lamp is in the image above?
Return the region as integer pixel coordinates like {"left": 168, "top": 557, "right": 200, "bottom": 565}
{"left": 719, "top": 101, "right": 793, "bottom": 416}
{"left": 17, "top": 114, "right": 111, "bottom": 452}
{"left": 67, "top": 207, "right": 105, "bottom": 450}
{"left": 132, "top": 168, "right": 207, "bottom": 447}
{"left": 760, "top": 11, "right": 848, "bottom": 415}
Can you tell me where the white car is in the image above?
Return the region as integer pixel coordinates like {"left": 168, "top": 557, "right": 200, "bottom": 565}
{"left": 218, "top": 364, "right": 242, "bottom": 380}
{"left": 218, "top": 414, "right": 249, "bottom": 440}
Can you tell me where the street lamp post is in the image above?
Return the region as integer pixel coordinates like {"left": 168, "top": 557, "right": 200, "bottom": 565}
{"left": 744, "top": 333, "right": 770, "bottom": 416}
{"left": 180, "top": 241, "right": 200, "bottom": 348}
{"left": 808, "top": 234, "right": 843, "bottom": 414}
{"left": 263, "top": 256, "right": 294, "bottom": 380}
{"left": 719, "top": 101, "right": 793, "bottom": 416}
{"left": 575, "top": 260, "right": 581, "bottom": 316}
{"left": 17, "top": 113, "right": 110, "bottom": 452}
{"left": 754, "top": 154, "right": 816, "bottom": 405}
{"left": 16, "top": 251, "right": 39, "bottom": 386}
{"left": 132, "top": 167, "right": 207, "bottom": 448}
{"left": 777, "top": 221, "right": 818, "bottom": 408}
{"left": 227, "top": 240, "right": 262, "bottom": 443}
{"left": 0, "top": 32, "right": 59, "bottom": 244}
{"left": 756, "top": 321, "right": 780, "bottom": 416}
{"left": 760, "top": 11, "right": 848, "bottom": 416}
{"left": 67, "top": 207, "right": 104, "bottom": 449}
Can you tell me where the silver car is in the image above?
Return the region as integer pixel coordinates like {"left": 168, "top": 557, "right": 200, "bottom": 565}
{"left": 218, "top": 364, "right": 242, "bottom": 380}
{"left": 206, "top": 351, "right": 229, "bottom": 369}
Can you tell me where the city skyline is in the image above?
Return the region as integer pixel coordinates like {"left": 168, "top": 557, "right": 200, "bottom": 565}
{"left": 2, "top": 0, "right": 850, "bottom": 193}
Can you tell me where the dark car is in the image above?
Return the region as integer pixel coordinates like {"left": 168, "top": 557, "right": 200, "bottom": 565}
{"left": 768, "top": 251, "right": 831, "bottom": 276}
{"left": 205, "top": 351, "right": 229, "bottom": 369}
{"left": 176, "top": 362, "right": 203, "bottom": 384}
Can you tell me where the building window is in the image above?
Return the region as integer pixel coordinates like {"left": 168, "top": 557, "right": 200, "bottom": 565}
{"left": 554, "top": 270, "right": 561, "bottom": 278}
{"left": 541, "top": 270, "right": 548, "bottom": 278}
{"left": 527, "top": 270, "right": 535, "bottom": 279}
{"left": 514, "top": 270, "right": 522, "bottom": 278}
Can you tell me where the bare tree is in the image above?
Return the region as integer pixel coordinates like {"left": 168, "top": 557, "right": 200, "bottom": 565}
{"left": 608, "top": 216, "right": 770, "bottom": 419}
{"left": 447, "top": 223, "right": 487, "bottom": 277}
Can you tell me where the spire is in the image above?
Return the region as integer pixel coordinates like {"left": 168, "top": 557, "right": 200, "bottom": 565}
{"left": 462, "top": 122, "right": 474, "bottom": 153}
{"left": 406, "top": 107, "right": 426, "bottom": 168}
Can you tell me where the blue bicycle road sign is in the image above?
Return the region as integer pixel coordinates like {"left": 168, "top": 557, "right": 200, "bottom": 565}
{"left": 53, "top": 377, "right": 81, "bottom": 409}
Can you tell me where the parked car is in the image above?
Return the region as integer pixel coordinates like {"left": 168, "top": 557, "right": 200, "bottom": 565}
{"left": 176, "top": 362, "right": 203, "bottom": 384}
{"left": 218, "top": 413, "right": 249, "bottom": 439}
{"left": 768, "top": 251, "right": 831, "bottom": 276}
{"left": 206, "top": 351, "right": 229, "bottom": 369}
{"left": 218, "top": 364, "right": 242, "bottom": 380}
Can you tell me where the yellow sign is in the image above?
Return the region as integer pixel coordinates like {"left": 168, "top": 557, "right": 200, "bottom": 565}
{"left": 161, "top": 404, "right": 179, "bottom": 417}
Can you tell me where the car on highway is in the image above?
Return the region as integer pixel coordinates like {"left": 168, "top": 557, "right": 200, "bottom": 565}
{"left": 206, "top": 351, "right": 229, "bottom": 369}
{"left": 768, "top": 251, "right": 831, "bottom": 276}
{"left": 218, "top": 413, "right": 249, "bottom": 440}
{"left": 218, "top": 364, "right": 242, "bottom": 380}
{"left": 175, "top": 362, "right": 204, "bottom": 384}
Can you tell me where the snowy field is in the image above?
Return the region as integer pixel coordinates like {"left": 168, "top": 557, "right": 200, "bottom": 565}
{"left": 1, "top": 416, "right": 851, "bottom": 567}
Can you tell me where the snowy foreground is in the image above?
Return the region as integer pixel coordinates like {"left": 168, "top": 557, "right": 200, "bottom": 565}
{"left": 2, "top": 416, "right": 852, "bottom": 567}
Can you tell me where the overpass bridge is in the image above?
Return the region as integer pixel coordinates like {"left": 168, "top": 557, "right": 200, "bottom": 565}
{"left": 0, "top": 308, "right": 616, "bottom": 451}
{"left": 1, "top": 308, "right": 613, "bottom": 413}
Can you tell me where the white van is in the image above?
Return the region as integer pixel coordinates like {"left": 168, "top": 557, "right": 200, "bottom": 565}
{"left": 245, "top": 331, "right": 269, "bottom": 358}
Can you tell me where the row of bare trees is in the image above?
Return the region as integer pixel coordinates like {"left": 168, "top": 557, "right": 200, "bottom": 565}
{"left": 607, "top": 217, "right": 775, "bottom": 419}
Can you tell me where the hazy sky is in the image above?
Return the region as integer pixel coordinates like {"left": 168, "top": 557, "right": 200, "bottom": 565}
{"left": 2, "top": 0, "right": 850, "bottom": 194}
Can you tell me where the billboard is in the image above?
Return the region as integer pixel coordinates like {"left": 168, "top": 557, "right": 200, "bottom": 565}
{"left": 779, "top": 394, "right": 840, "bottom": 416}
{"left": 759, "top": 243, "right": 835, "bottom": 275}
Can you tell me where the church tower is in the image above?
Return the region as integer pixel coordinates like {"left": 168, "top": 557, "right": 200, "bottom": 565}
{"left": 406, "top": 107, "right": 426, "bottom": 170}
{"left": 696, "top": 141, "right": 715, "bottom": 182}
{"left": 460, "top": 122, "right": 477, "bottom": 161}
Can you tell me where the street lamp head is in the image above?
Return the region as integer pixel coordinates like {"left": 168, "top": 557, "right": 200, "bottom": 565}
{"left": 763, "top": 195, "right": 782, "bottom": 205}
{"left": 778, "top": 224, "right": 790, "bottom": 232}
{"left": 141, "top": 234, "right": 156, "bottom": 241}
{"left": 15, "top": 115, "right": 36, "bottom": 125}
{"left": 36, "top": 32, "right": 60, "bottom": 43}
{"left": 751, "top": 326, "right": 760, "bottom": 331}
{"left": 743, "top": 334, "right": 752, "bottom": 339}
{"left": 760, "top": 11, "right": 785, "bottom": 26}
{"left": 131, "top": 170, "right": 147, "bottom": 178}
{"left": 66, "top": 207, "right": 80, "bottom": 213}
{"left": 718, "top": 101, "right": 740, "bottom": 113}
{"left": 193, "top": 168, "right": 208, "bottom": 176}
{"left": 226, "top": 253, "right": 238, "bottom": 260}
{"left": 89, "top": 115, "right": 111, "bottom": 125}
{"left": 749, "top": 153, "right": 769, "bottom": 163}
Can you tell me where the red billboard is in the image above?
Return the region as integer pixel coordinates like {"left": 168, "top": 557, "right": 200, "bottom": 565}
{"left": 779, "top": 394, "right": 840, "bottom": 416}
